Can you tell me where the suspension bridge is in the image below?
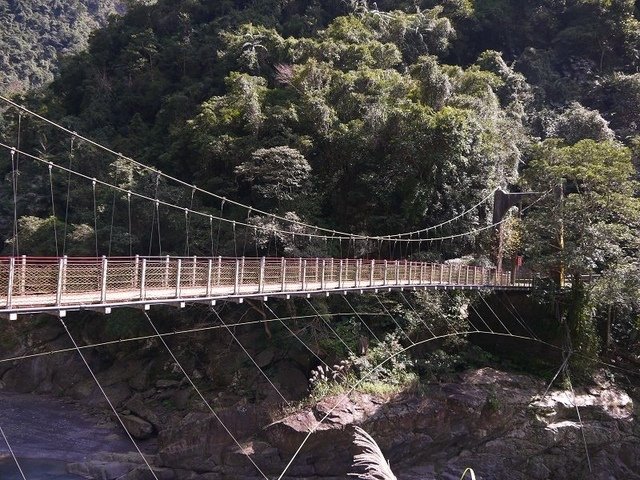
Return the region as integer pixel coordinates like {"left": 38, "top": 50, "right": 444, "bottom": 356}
{"left": 0, "top": 94, "right": 542, "bottom": 320}
{"left": 0, "top": 96, "right": 597, "bottom": 480}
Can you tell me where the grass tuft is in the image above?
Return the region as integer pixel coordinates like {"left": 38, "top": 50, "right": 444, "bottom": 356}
{"left": 349, "top": 426, "right": 397, "bottom": 480}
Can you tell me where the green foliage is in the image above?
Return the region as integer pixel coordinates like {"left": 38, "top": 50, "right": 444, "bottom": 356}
{"left": 523, "top": 139, "right": 639, "bottom": 279}
{"left": 547, "top": 102, "right": 615, "bottom": 144}
{"left": 0, "top": 0, "right": 128, "bottom": 93}
{"left": 565, "top": 282, "right": 600, "bottom": 377}
{"left": 310, "top": 332, "right": 418, "bottom": 398}
{"left": 235, "top": 146, "right": 311, "bottom": 208}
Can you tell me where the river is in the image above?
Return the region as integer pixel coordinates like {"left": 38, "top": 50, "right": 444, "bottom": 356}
{"left": 0, "top": 390, "right": 138, "bottom": 479}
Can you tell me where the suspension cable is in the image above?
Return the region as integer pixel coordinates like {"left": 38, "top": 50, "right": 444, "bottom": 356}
{"left": 183, "top": 208, "right": 190, "bottom": 257}
{"left": 0, "top": 313, "right": 391, "bottom": 366}
{"left": 48, "top": 163, "right": 59, "bottom": 256}
{"left": 0, "top": 423, "right": 27, "bottom": 480}
{"left": 342, "top": 295, "right": 381, "bottom": 343}
{"left": 215, "top": 198, "right": 225, "bottom": 255}
{"left": 1, "top": 95, "right": 503, "bottom": 242}
{"left": 565, "top": 367, "right": 593, "bottom": 473}
{"left": 209, "top": 215, "right": 215, "bottom": 257}
{"left": 0, "top": 143, "right": 549, "bottom": 244}
{"left": 10, "top": 147, "right": 19, "bottom": 256}
{"left": 62, "top": 136, "right": 74, "bottom": 255}
{"left": 141, "top": 311, "right": 269, "bottom": 480}
{"left": 108, "top": 169, "right": 119, "bottom": 257}
{"left": 468, "top": 300, "right": 495, "bottom": 333}
{"left": 58, "top": 317, "right": 159, "bottom": 479}
{"left": 211, "top": 309, "right": 291, "bottom": 406}
{"left": 92, "top": 178, "right": 99, "bottom": 257}
{"left": 13, "top": 113, "right": 21, "bottom": 256}
{"left": 397, "top": 291, "right": 437, "bottom": 338}
{"left": 304, "top": 298, "right": 356, "bottom": 356}
{"left": 264, "top": 303, "right": 329, "bottom": 367}
{"left": 127, "top": 192, "right": 133, "bottom": 257}
{"left": 479, "top": 295, "right": 513, "bottom": 335}
{"left": 373, "top": 295, "right": 413, "bottom": 344}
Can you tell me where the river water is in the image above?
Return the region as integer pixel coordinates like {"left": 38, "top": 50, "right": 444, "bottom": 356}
{"left": 0, "top": 391, "right": 135, "bottom": 479}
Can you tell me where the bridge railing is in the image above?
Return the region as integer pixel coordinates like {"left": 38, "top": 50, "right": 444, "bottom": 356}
{"left": 0, "top": 256, "right": 520, "bottom": 313}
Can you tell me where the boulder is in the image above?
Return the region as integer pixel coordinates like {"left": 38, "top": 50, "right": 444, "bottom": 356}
{"left": 121, "top": 414, "right": 155, "bottom": 439}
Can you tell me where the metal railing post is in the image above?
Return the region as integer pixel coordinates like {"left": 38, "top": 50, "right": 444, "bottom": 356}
{"left": 19, "top": 255, "right": 26, "bottom": 295}
{"left": 315, "top": 258, "right": 319, "bottom": 283}
{"left": 140, "top": 259, "right": 147, "bottom": 300}
{"left": 370, "top": 259, "right": 375, "bottom": 287}
{"left": 298, "top": 258, "right": 303, "bottom": 286}
{"left": 395, "top": 260, "right": 400, "bottom": 285}
{"left": 240, "top": 257, "right": 245, "bottom": 288}
{"left": 302, "top": 259, "right": 307, "bottom": 291}
{"left": 234, "top": 259, "right": 240, "bottom": 294}
{"left": 192, "top": 256, "right": 197, "bottom": 286}
{"left": 6, "top": 257, "right": 15, "bottom": 308}
{"left": 259, "top": 257, "right": 266, "bottom": 293}
{"left": 100, "top": 256, "right": 108, "bottom": 303}
{"left": 56, "top": 257, "right": 66, "bottom": 306}
{"left": 133, "top": 255, "right": 139, "bottom": 288}
{"left": 355, "top": 259, "right": 361, "bottom": 288}
{"left": 164, "top": 255, "right": 170, "bottom": 287}
{"left": 175, "top": 258, "right": 182, "bottom": 298}
{"left": 281, "top": 258, "right": 286, "bottom": 292}
{"left": 329, "top": 258, "right": 334, "bottom": 284}
{"left": 339, "top": 259, "right": 343, "bottom": 288}
{"left": 206, "top": 259, "right": 213, "bottom": 296}
{"left": 216, "top": 256, "right": 222, "bottom": 286}
{"left": 321, "top": 259, "right": 326, "bottom": 290}
{"left": 383, "top": 260, "right": 388, "bottom": 286}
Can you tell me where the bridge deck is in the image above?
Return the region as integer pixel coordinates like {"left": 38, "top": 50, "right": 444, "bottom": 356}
{"left": 0, "top": 256, "right": 531, "bottom": 319}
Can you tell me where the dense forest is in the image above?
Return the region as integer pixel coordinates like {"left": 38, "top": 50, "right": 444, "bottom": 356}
{"left": 0, "top": 0, "right": 133, "bottom": 93}
{"left": 2, "top": 0, "right": 640, "bottom": 376}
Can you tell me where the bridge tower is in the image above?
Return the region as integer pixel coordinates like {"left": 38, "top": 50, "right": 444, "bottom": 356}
{"left": 492, "top": 189, "right": 539, "bottom": 281}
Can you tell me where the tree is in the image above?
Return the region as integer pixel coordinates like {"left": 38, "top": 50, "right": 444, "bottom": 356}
{"left": 522, "top": 139, "right": 640, "bottom": 364}
{"left": 523, "top": 139, "right": 639, "bottom": 280}
{"left": 235, "top": 146, "right": 311, "bottom": 209}
{"left": 548, "top": 102, "right": 615, "bottom": 144}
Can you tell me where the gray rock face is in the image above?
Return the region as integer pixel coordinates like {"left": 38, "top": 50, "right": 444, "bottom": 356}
{"left": 122, "top": 414, "right": 155, "bottom": 440}
{"left": 155, "top": 367, "right": 640, "bottom": 480}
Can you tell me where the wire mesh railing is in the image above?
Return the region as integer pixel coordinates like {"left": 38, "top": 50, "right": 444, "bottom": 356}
{"left": 0, "top": 256, "right": 522, "bottom": 315}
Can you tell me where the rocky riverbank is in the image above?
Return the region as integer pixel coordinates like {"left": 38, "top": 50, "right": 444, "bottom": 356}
{"left": 0, "top": 390, "right": 141, "bottom": 479}
{"left": 1, "top": 314, "right": 639, "bottom": 479}
{"left": 153, "top": 367, "right": 640, "bottom": 479}
{"left": 2, "top": 367, "right": 638, "bottom": 479}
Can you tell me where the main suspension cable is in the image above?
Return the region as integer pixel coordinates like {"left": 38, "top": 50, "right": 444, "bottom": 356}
{"left": 0, "top": 95, "right": 507, "bottom": 243}
{"left": 0, "top": 143, "right": 549, "bottom": 245}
